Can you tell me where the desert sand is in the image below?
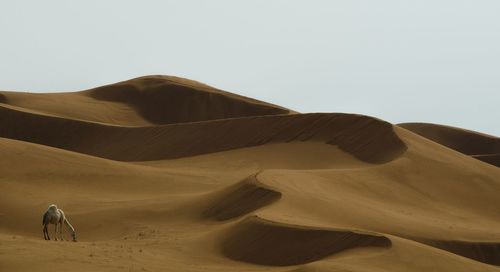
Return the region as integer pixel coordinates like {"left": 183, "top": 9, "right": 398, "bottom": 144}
{"left": 0, "top": 75, "right": 499, "bottom": 272}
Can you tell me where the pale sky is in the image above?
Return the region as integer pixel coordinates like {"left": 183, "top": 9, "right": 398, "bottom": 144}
{"left": 1, "top": 1, "right": 499, "bottom": 135}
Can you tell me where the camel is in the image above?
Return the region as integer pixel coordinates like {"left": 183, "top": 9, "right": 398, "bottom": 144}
{"left": 42, "top": 204, "right": 77, "bottom": 242}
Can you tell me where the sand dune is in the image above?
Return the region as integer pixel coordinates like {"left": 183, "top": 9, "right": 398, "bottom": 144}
{"left": 399, "top": 122, "right": 500, "bottom": 167}
{"left": 0, "top": 104, "right": 406, "bottom": 163}
{"left": 202, "top": 173, "right": 282, "bottom": 221}
{"left": 424, "top": 239, "right": 500, "bottom": 265}
{"left": 0, "top": 75, "right": 290, "bottom": 126}
{"left": 221, "top": 216, "right": 391, "bottom": 266}
{"left": 86, "top": 75, "right": 292, "bottom": 124}
{"left": 473, "top": 154, "right": 500, "bottom": 167}
{"left": 1, "top": 76, "right": 499, "bottom": 272}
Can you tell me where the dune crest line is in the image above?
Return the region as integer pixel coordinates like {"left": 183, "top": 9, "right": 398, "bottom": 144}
{"left": 0, "top": 105, "right": 407, "bottom": 163}
{"left": 221, "top": 215, "right": 391, "bottom": 266}
{"left": 202, "top": 173, "right": 282, "bottom": 221}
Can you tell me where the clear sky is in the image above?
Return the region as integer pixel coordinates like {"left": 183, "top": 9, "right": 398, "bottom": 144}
{"left": 1, "top": 1, "right": 499, "bottom": 136}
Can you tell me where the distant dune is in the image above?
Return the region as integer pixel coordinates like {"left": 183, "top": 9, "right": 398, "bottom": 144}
{"left": 1, "top": 75, "right": 290, "bottom": 126}
{"left": 399, "top": 122, "right": 500, "bottom": 167}
{"left": 0, "top": 76, "right": 499, "bottom": 272}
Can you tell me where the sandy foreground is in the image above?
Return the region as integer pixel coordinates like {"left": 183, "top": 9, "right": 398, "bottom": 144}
{"left": 0, "top": 75, "right": 499, "bottom": 272}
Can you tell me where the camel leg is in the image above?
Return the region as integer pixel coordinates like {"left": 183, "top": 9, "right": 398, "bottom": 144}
{"left": 44, "top": 225, "right": 50, "bottom": 240}
{"left": 43, "top": 225, "right": 47, "bottom": 240}
{"left": 59, "top": 221, "right": 64, "bottom": 241}
{"left": 57, "top": 222, "right": 60, "bottom": 241}
{"left": 57, "top": 223, "right": 62, "bottom": 241}
{"left": 54, "top": 224, "right": 58, "bottom": 241}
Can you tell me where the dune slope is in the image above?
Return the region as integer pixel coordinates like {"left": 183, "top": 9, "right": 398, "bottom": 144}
{"left": 202, "top": 174, "right": 282, "bottom": 221}
{"left": 221, "top": 216, "right": 391, "bottom": 266}
{"left": 399, "top": 122, "right": 500, "bottom": 167}
{"left": 0, "top": 75, "right": 291, "bottom": 126}
{"left": 0, "top": 105, "right": 406, "bottom": 163}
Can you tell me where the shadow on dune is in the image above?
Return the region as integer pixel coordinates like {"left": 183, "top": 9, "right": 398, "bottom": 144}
{"left": 472, "top": 154, "right": 500, "bottom": 167}
{"left": 221, "top": 216, "right": 391, "bottom": 266}
{"left": 86, "top": 76, "right": 290, "bottom": 124}
{"left": 0, "top": 105, "right": 407, "bottom": 163}
{"left": 202, "top": 173, "right": 281, "bottom": 221}
{"left": 400, "top": 122, "right": 499, "bottom": 167}
{"left": 421, "top": 239, "right": 500, "bottom": 266}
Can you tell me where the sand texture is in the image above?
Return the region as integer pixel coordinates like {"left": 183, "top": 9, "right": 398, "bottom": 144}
{"left": 1, "top": 76, "right": 499, "bottom": 272}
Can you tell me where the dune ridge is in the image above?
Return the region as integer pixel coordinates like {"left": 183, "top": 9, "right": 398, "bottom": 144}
{"left": 202, "top": 173, "right": 281, "bottom": 221}
{"left": 221, "top": 215, "right": 391, "bottom": 266}
{"left": 0, "top": 75, "right": 291, "bottom": 126}
{"left": 472, "top": 154, "right": 500, "bottom": 167}
{"left": 399, "top": 122, "right": 500, "bottom": 167}
{"left": 204, "top": 164, "right": 500, "bottom": 266}
{"left": 423, "top": 239, "right": 500, "bottom": 265}
{"left": 0, "top": 105, "right": 407, "bottom": 163}
{"left": 202, "top": 172, "right": 391, "bottom": 266}
{"left": 86, "top": 75, "right": 291, "bottom": 124}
